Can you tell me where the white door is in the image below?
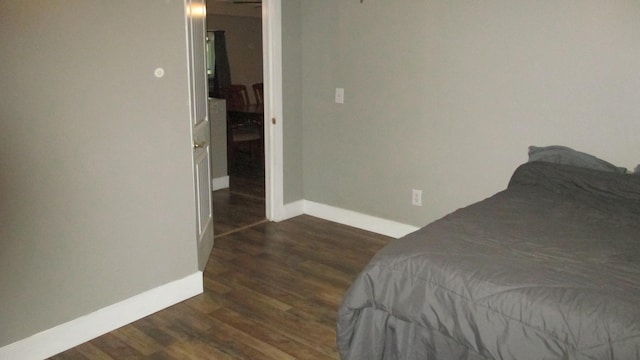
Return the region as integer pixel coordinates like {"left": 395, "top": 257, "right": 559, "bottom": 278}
{"left": 186, "top": 0, "right": 214, "bottom": 270}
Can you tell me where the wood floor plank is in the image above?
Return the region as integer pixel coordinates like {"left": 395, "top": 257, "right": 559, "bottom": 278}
{"left": 73, "top": 343, "right": 115, "bottom": 360}
{"left": 183, "top": 291, "right": 224, "bottom": 314}
{"left": 203, "top": 275, "right": 233, "bottom": 295}
{"left": 111, "top": 325, "right": 164, "bottom": 356}
{"left": 130, "top": 316, "right": 180, "bottom": 348}
{"left": 88, "top": 332, "right": 144, "bottom": 359}
{"left": 204, "top": 315, "right": 297, "bottom": 360}
{"left": 207, "top": 285, "right": 340, "bottom": 357}
{"left": 209, "top": 307, "right": 334, "bottom": 360}
{"left": 156, "top": 302, "right": 218, "bottom": 335}
{"left": 49, "top": 176, "right": 391, "bottom": 360}
{"left": 48, "top": 347, "right": 92, "bottom": 360}
{"left": 162, "top": 338, "right": 237, "bottom": 360}
{"left": 212, "top": 189, "right": 265, "bottom": 236}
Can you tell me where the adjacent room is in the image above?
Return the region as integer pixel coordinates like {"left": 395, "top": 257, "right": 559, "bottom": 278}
{"left": 206, "top": 1, "right": 267, "bottom": 236}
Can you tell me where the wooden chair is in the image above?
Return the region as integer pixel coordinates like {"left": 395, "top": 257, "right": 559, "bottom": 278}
{"left": 223, "top": 84, "right": 262, "bottom": 169}
{"left": 252, "top": 82, "right": 264, "bottom": 105}
{"left": 222, "top": 84, "right": 250, "bottom": 109}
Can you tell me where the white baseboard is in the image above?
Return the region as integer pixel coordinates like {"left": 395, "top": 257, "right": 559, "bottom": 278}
{"left": 211, "top": 176, "right": 230, "bottom": 191}
{"left": 302, "top": 200, "right": 419, "bottom": 239}
{"left": 0, "top": 272, "right": 203, "bottom": 360}
{"left": 282, "top": 200, "right": 305, "bottom": 221}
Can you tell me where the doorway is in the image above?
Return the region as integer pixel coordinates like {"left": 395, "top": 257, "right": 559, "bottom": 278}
{"left": 206, "top": 0, "right": 283, "bottom": 234}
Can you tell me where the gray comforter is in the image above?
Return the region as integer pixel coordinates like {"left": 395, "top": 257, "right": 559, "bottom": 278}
{"left": 337, "top": 162, "right": 640, "bottom": 359}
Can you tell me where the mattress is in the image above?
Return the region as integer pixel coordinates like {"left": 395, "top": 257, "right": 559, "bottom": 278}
{"left": 337, "top": 162, "right": 640, "bottom": 359}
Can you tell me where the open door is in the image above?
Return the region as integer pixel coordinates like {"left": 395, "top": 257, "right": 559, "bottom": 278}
{"left": 187, "top": 0, "right": 214, "bottom": 270}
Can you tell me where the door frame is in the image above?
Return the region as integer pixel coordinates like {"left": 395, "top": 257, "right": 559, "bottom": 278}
{"left": 261, "top": 0, "right": 284, "bottom": 221}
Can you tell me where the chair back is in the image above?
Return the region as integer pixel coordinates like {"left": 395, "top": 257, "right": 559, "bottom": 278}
{"left": 252, "top": 83, "right": 264, "bottom": 105}
{"left": 222, "top": 84, "right": 249, "bottom": 108}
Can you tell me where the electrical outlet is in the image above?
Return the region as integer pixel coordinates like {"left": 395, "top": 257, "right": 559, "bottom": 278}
{"left": 335, "top": 88, "right": 345, "bottom": 104}
{"left": 412, "top": 189, "right": 422, "bottom": 206}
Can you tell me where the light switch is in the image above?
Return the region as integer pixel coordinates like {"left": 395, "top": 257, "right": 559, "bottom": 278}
{"left": 335, "top": 88, "right": 345, "bottom": 104}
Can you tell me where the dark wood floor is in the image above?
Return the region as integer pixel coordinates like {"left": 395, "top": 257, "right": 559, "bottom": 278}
{"left": 213, "top": 153, "right": 266, "bottom": 236}
{"left": 49, "top": 172, "right": 391, "bottom": 359}
{"left": 213, "top": 174, "right": 266, "bottom": 237}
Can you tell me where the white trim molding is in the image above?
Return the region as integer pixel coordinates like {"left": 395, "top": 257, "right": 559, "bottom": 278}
{"left": 301, "top": 200, "right": 419, "bottom": 239}
{"left": 0, "top": 272, "right": 203, "bottom": 360}
{"left": 262, "top": 0, "right": 285, "bottom": 222}
{"left": 282, "top": 199, "right": 305, "bottom": 220}
{"left": 211, "top": 176, "right": 230, "bottom": 191}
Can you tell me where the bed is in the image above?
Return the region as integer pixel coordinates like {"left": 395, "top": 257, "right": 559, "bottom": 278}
{"left": 337, "top": 149, "right": 640, "bottom": 359}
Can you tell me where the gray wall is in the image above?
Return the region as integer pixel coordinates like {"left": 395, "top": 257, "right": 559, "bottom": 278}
{"left": 0, "top": 1, "right": 199, "bottom": 347}
{"left": 299, "top": 1, "right": 640, "bottom": 226}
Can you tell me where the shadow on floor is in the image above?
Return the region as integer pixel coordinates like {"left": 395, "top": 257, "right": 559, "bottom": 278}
{"left": 212, "top": 153, "right": 265, "bottom": 237}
